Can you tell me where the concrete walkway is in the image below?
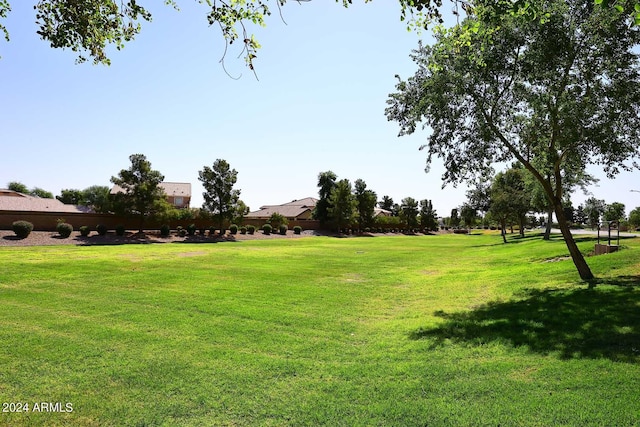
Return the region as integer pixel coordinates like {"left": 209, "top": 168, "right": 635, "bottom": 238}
{"left": 549, "top": 228, "right": 638, "bottom": 238}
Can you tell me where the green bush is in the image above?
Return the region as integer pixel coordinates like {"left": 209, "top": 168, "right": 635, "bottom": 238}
{"left": 12, "top": 221, "right": 33, "bottom": 239}
{"left": 57, "top": 222, "right": 73, "bottom": 238}
{"left": 209, "top": 226, "right": 216, "bottom": 236}
{"left": 230, "top": 224, "right": 238, "bottom": 235}
{"left": 160, "top": 224, "right": 171, "bottom": 237}
{"left": 279, "top": 224, "right": 288, "bottom": 235}
{"left": 186, "top": 223, "right": 197, "bottom": 236}
{"left": 247, "top": 225, "right": 255, "bottom": 235}
{"left": 199, "top": 227, "right": 206, "bottom": 235}
{"left": 262, "top": 224, "right": 272, "bottom": 235}
{"left": 240, "top": 226, "right": 247, "bottom": 235}
{"left": 115, "top": 225, "right": 126, "bottom": 236}
{"left": 96, "top": 224, "right": 108, "bottom": 236}
{"left": 176, "top": 226, "right": 186, "bottom": 237}
{"left": 79, "top": 225, "right": 90, "bottom": 237}
{"left": 293, "top": 226, "right": 302, "bottom": 235}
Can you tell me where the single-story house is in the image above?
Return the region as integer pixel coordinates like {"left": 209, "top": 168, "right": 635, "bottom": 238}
{"left": 373, "top": 208, "right": 393, "bottom": 217}
{"left": 110, "top": 182, "right": 191, "bottom": 208}
{"left": 245, "top": 197, "right": 318, "bottom": 221}
{"left": 0, "top": 189, "right": 90, "bottom": 213}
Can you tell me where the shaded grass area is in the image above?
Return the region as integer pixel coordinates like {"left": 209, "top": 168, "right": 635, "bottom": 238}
{"left": 0, "top": 232, "right": 639, "bottom": 426}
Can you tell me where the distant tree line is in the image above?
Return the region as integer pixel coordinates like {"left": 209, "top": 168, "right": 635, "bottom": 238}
{"left": 311, "top": 171, "right": 439, "bottom": 233}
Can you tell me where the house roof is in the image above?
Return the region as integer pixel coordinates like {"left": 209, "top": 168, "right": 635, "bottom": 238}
{"left": 0, "top": 190, "right": 91, "bottom": 213}
{"left": 110, "top": 182, "right": 191, "bottom": 197}
{"left": 246, "top": 197, "right": 318, "bottom": 219}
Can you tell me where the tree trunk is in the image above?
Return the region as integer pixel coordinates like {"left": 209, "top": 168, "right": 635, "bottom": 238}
{"left": 554, "top": 201, "right": 594, "bottom": 281}
{"left": 543, "top": 209, "right": 553, "bottom": 240}
{"left": 519, "top": 216, "right": 525, "bottom": 237}
{"left": 500, "top": 219, "right": 508, "bottom": 243}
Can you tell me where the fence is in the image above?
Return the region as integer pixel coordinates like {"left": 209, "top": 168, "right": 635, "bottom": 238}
{"left": 0, "top": 211, "right": 321, "bottom": 232}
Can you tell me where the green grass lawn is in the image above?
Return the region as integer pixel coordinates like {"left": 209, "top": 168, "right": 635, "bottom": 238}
{"left": 1, "top": 232, "right": 639, "bottom": 426}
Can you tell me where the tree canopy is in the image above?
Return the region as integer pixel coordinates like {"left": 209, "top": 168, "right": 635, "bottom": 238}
{"left": 198, "top": 159, "right": 241, "bottom": 230}
{"left": 110, "top": 153, "right": 169, "bottom": 232}
{"left": 386, "top": 0, "right": 640, "bottom": 280}
{"left": 4, "top": 1, "right": 636, "bottom": 70}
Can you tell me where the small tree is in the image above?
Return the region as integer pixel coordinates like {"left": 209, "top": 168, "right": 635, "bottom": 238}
{"left": 199, "top": 159, "right": 241, "bottom": 231}
{"left": 110, "top": 154, "right": 169, "bottom": 233}
{"left": 268, "top": 212, "right": 288, "bottom": 229}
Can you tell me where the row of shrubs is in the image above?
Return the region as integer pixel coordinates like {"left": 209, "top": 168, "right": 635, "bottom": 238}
{"left": 10, "top": 220, "right": 307, "bottom": 240}
{"left": 11, "top": 221, "right": 130, "bottom": 239}
{"left": 163, "top": 224, "right": 302, "bottom": 237}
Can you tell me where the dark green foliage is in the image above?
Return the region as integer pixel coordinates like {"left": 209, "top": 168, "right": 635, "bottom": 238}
{"left": 110, "top": 153, "right": 168, "bottom": 233}
{"left": 262, "top": 224, "right": 272, "bottom": 235}
{"left": 176, "top": 226, "right": 186, "bottom": 237}
{"left": 229, "top": 224, "right": 238, "bottom": 234}
{"left": 7, "top": 181, "right": 29, "bottom": 194}
{"left": 12, "top": 221, "right": 33, "bottom": 239}
{"left": 199, "top": 159, "right": 241, "bottom": 231}
{"left": 279, "top": 224, "right": 288, "bottom": 235}
{"left": 199, "top": 227, "right": 206, "bottom": 236}
{"left": 247, "top": 225, "right": 255, "bottom": 235}
{"left": 186, "top": 224, "right": 197, "bottom": 236}
{"left": 57, "top": 189, "right": 83, "bottom": 205}
{"left": 354, "top": 179, "right": 377, "bottom": 229}
{"left": 160, "top": 225, "right": 171, "bottom": 237}
{"left": 96, "top": 224, "right": 108, "bottom": 236}
{"left": 240, "top": 226, "right": 247, "bottom": 234}
{"left": 115, "top": 225, "right": 126, "bottom": 236}
{"left": 328, "top": 179, "right": 356, "bottom": 231}
{"left": 56, "top": 222, "right": 73, "bottom": 238}
{"left": 293, "top": 226, "right": 302, "bottom": 235}
{"left": 209, "top": 226, "right": 216, "bottom": 236}
{"left": 313, "top": 170, "right": 337, "bottom": 224}
{"left": 268, "top": 213, "right": 288, "bottom": 229}
{"left": 79, "top": 226, "right": 90, "bottom": 237}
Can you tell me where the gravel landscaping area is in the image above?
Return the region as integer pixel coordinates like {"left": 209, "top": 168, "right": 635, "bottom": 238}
{"left": 0, "top": 229, "right": 325, "bottom": 247}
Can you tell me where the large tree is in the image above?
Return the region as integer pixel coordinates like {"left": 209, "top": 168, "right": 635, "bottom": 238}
{"left": 604, "top": 202, "right": 626, "bottom": 222}
{"left": 328, "top": 179, "right": 356, "bottom": 232}
{"left": 582, "top": 197, "right": 606, "bottom": 230}
{"left": 57, "top": 188, "right": 84, "bottom": 205}
{"left": 110, "top": 153, "right": 169, "bottom": 232}
{"left": 419, "top": 199, "right": 438, "bottom": 231}
{"left": 354, "top": 178, "right": 377, "bottom": 230}
{"left": 386, "top": 0, "right": 640, "bottom": 280}
{"left": 198, "top": 159, "right": 241, "bottom": 231}
{"left": 400, "top": 197, "right": 419, "bottom": 229}
{"left": 81, "top": 185, "right": 113, "bottom": 213}
{"left": 313, "top": 171, "right": 337, "bottom": 225}
{"left": 488, "top": 167, "right": 531, "bottom": 241}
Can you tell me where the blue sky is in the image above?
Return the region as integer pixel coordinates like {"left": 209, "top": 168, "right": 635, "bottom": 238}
{"left": 1, "top": 1, "right": 638, "bottom": 216}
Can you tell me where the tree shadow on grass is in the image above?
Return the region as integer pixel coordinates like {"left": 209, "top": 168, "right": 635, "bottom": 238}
{"left": 410, "top": 285, "right": 640, "bottom": 362}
